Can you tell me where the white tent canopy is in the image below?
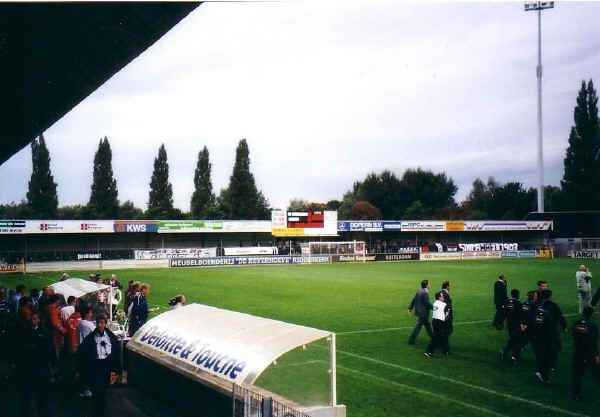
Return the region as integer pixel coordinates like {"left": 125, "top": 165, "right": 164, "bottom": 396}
{"left": 49, "top": 277, "right": 110, "bottom": 300}
{"left": 127, "top": 303, "right": 337, "bottom": 404}
{"left": 49, "top": 277, "right": 114, "bottom": 321}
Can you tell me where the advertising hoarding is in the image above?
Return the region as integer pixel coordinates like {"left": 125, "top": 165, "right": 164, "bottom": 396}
{"left": 170, "top": 255, "right": 329, "bottom": 267}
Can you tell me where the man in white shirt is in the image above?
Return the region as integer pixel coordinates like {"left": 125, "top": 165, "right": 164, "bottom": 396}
{"left": 78, "top": 308, "right": 96, "bottom": 344}
{"left": 60, "top": 296, "right": 77, "bottom": 321}
{"left": 576, "top": 265, "right": 592, "bottom": 313}
{"left": 424, "top": 291, "right": 451, "bottom": 358}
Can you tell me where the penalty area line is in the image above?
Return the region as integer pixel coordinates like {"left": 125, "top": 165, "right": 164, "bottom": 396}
{"left": 337, "top": 364, "right": 509, "bottom": 417}
{"left": 334, "top": 348, "right": 590, "bottom": 417}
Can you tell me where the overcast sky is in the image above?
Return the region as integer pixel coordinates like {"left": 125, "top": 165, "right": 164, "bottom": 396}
{"left": 1, "top": 0, "right": 599, "bottom": 213}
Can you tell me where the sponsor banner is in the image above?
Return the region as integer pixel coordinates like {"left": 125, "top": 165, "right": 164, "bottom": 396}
{"left": 337, "top": 221, "right": 383, "bottom": 232}
{"left": 170, "top": 255, "right": 329, "bottom": 267}
{"left": 0, "top": 263, "right": 25, "bottom": 274}
{"left": 572, "top": 250, "right": 600, "bottom": 259}
{"left": 459, "top": 243, "right": 518, "bottom": 252}
{"left": 375, "top": 253, "right": 420, "bottom": 261}
{"left": 114, "top": 221, "right": 158, "bottom": 233}
{"left": 158, "top": 220, "right": 271, "bottom": 234}
{"left": 77, "top": 253, "right": 102, "bottom": 260}
{"left": 331, "top": 254, "right": 375, "bottom": 263}
{"left": 501, "top": 250, "right": 537, "bottom": 258}
{"left": 382, "top": 221, "right": 402, "bottom": 231}
{"left": 398, "top": 247, "right": 420, "bottom": 253}
{"left": 272, "top": 228, "right": 305, "bottom": 236}
{"left": 462, "top": 250, "right": 502, "bottom": 260}
{"left": 0, "top": 220, "right": 26, "bottom": 234}
{"left": 537, "top": 249, "right": 553, "bottom": 259}
{"left": 420, "top": 252, "right": 463, "bottom": 261}
{"left": 135, "top": 248, "right": 217, "bottom": 260}
{"left": 223, "top": 247, "right": 278, "bottom": 256}
{"left": 465, "top": 221, "right": 552, "bottom": 231}
{"left": 445, "top": 221, "right": 465, "bottom": 232}
{"left": 401, "top": 221, "right": 446, "bottom": 232}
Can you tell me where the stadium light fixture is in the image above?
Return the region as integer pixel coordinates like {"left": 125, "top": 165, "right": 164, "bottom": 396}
{"left": 524, "top": 1, "right": 554, "bottom": 213}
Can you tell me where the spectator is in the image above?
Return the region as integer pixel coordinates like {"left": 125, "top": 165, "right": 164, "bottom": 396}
{"left": 0, "top": 287, "right": 8, "bottom": 314}
{"left": 78, "top": 314, "right": 120, "bottom": 417}
{"left": 46, "top": 294, "right": 67, "bottom": 359}
{"left": 19, "top": 297, "right": 34, "bottom": 326}
{"left": 129, "top": 283, "right": 157, "bottom": 337}
{"left": 17, "top": 311, "right": 55, "bottom": 417}
{"left": 38, "top": 287, "right": 54, "bottom": 325}
{"left": 78, "top": 307, "right": 96, "bottom": 344}
{"left": 125, "top": 281, "right": 140, "bottom": 313}
{"left": 10, "top": 283, "right": 26, "bottom": 314}
{"left": 60, "top": 273, "right": 69, "bottom": 281}
{"left": 109, "top": 274, "right": 122, "bottom": 290}
{"left": 29, "top": 288, "right": 40, "bottom": 309}
{"left": 169, "top": 295, "right": 186, "bottom": 310}
{"left": 60, "top": 296, "right": 77, "bottom": 321}
{"left": 576, "top": 265, "right": 593, "bottom": 314}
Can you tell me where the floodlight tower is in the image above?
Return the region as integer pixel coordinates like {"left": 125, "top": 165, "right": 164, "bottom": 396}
{"left": 524, "top": 1, "right": 554, "bottom": 213}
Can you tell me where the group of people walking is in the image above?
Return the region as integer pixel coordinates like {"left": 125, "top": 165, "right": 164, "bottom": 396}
{"left": 408, "top": 265, "right": 600, "bottom": 400}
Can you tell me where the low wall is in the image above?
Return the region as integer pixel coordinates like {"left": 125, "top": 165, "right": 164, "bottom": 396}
{"left": 25, "top": 259, "right": 169, "bottom": 273}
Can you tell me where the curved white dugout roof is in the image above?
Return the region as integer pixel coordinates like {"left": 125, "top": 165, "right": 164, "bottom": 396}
{"left": 49, "top": 277, "right": 110, "bottom": 300}
{"left": 127, "top": 303, "right": 333, "bottom": 386}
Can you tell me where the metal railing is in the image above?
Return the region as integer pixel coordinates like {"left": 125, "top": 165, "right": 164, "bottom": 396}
{"left": 232, "top": 384, "right": 313, "bottom": 417}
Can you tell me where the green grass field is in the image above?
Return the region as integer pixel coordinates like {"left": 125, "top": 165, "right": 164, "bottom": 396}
{"left": 2, "top": 258, "right": 599, "bottom": 417}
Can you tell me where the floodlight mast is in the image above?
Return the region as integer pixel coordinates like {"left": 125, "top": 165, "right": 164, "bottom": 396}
{"left": 525, "top": 1, "right": 554, "bottom": 213}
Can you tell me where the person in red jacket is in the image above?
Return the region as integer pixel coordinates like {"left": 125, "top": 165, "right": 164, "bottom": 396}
{"left": 46, "top": 294, "right": 67, "bottom": 359}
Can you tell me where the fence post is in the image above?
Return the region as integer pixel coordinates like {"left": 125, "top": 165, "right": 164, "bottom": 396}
{"left": 232, "top": 383, "right": 236, "bottom": 417}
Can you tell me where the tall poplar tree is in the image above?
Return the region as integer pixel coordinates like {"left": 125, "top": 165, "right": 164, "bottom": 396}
{"left": 26, "top": 134, "right": 58, "bottom": 218}
{"left": 147, "top": 144, "right": 174, "bottom": 219}
{"left": 190, "top": 146, "right": 217, "bottom": 218}
{"left": 561, "top": 80, "right": 600, "bottom": 210}
{"left": 219, "top": 139, "right": 269, "bottom": 219}
{"left": 88, "top": 137, "right": 119, "bottom": 218}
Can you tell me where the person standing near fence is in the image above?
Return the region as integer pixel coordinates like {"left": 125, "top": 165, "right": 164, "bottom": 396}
{"left": 576, "top": 265, "right": 592, "bottom": 314}
{"left": 128, "top": 283, "right": 158, "bottom": 337}
{"left": 408, "top": 280, "right": 433, "bottom": 345}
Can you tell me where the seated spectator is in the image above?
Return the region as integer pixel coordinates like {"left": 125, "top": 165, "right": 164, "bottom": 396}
{"left": 60, "top": 296, "right": 77, "bottom": 321}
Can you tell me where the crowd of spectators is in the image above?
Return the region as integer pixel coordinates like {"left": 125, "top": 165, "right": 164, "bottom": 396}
{"left": 0, "top": 276, "right": 125, "bottom": 417}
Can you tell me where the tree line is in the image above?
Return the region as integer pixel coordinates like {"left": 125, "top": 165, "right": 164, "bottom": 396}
{"left": 1, "top": 80, "right": 598, "bottom": 220}
{"left": 1, "top": 138, "right": 269, "bottom": 220}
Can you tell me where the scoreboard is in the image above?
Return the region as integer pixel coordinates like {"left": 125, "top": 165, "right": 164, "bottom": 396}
{"left": 271, "top": 210, "right": 338, "bottom": 236}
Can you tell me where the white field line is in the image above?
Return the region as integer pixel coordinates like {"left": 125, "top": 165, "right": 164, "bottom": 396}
{"left": 338, "top": 313, "right": 580, "bottom": 336}
{"left": 332, "top": 348, "right": 590, "bottom": 417}
{"left": 337, "top": 364, "right": 509, "bottom": 417}
{"left": 270, "top": 360, "right": 322, "bottom": 369}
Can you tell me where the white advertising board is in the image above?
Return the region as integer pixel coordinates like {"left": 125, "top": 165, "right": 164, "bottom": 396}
{"left": 135, "top": 248, "right": 217, "bottom": 260}
{"left": 223, "top": 247, "right": 278, "bottom": 256}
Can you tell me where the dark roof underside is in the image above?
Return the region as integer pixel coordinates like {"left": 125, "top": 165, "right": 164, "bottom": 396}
{"left": 0, "top": 2, "right": 201, "bottom": 166}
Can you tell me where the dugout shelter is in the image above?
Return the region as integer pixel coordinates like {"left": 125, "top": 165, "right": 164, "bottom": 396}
{"left": 126, "top": 303, "right": 345, "bottom": 417}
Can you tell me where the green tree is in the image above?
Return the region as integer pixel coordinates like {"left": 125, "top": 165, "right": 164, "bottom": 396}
{"left": 350, "top": 201, "right": 382, "bottom": 220}
{"left": 88, "top": 137, "right": 119, "bottom": 219}
{"left": 190, "top": 146, "right": 218, "bottom": 218}
{"left": 326, "top": 200, "right": 342, "bottom": 211}
{"left": 0, "top": 200, "right": 32, "bottom": 219}
{"left": 219, "top": 139, "right": 270, "bottom": 219}
{"left": 27, "top": 134, "right": 58, "bottom": 218}
{"left": 402, "top": 200, "right": 427, "bottom": 219}
{"left": 147, "top": 144, "right": 174, "bottom": 219}
{"left": 57, "top": 204, "right": 91, "bottom": 220}
{"left": 561, "top": 80, "right": 600, "bottom": 210}
{"left": 288, "top": 198, "right": 310, "bottom": 211}
{"left": 119, "top": 201, "right": 144, "bottom": 219}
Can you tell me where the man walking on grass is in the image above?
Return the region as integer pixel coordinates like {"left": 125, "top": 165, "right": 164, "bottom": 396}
{"left": 493, "top": 274, "right": 508, "bottom": 329}
{"left": 408, "top": 280, "right": 433, "bottom": 345}
{"left": 424, "top": 291, "right": 451, "bottom": 358}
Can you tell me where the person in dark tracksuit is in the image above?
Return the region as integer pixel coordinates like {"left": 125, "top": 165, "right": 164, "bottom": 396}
{"left": 572, "top": 307, "right": 600, "bottom": 400}
{"left": 592, "top": 287, "right": 600, "bottom": 308}
{"left": 408, "top": 280, "right": 433, "bottom": 345}
{"left": 542, "top": 290, "right": 568, "bottom": 371}
{"left": 500, "top": 289, "right": 522, "bottom": 363}
{"left": 441, "top": 281, "right": 453, "bottom": 336}
{"left": 424, "top": 291, "right": 451, "bottom": 358}
{"left": 493, "top": 274, "right": 508, "bottom": 329}
{"left": 519, "top": 291, "right": 538, "bottom": 352}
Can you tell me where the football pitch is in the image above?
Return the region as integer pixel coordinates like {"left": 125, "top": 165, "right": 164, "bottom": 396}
{"left": 3, "top": 258, "right": 600, "bottom": 417}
